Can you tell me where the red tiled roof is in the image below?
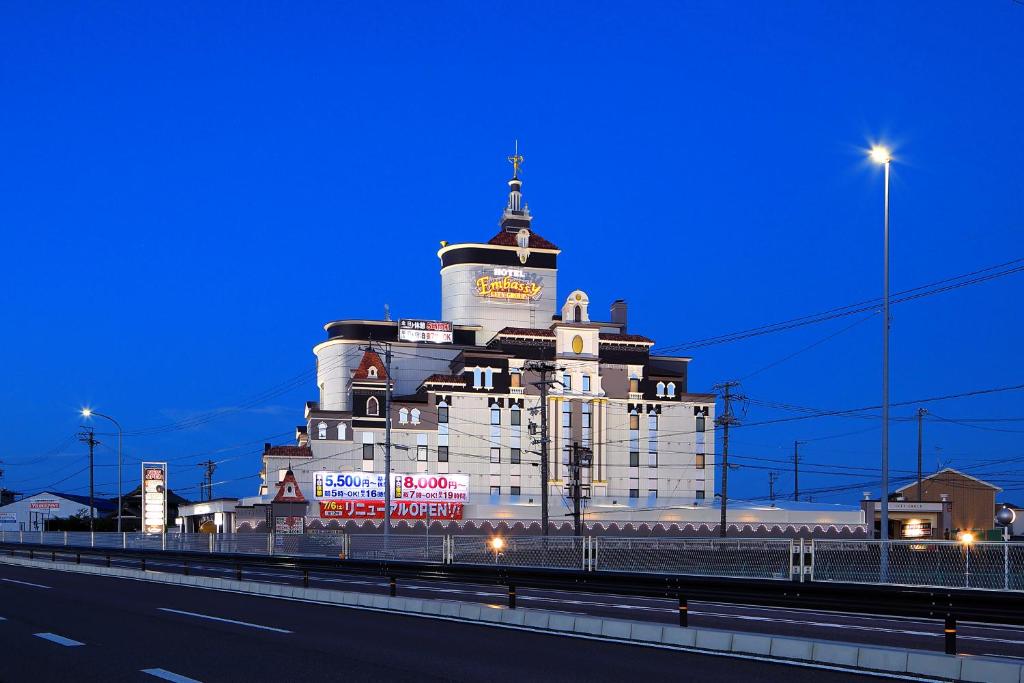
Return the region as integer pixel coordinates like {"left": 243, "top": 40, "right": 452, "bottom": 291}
{"left": 487, "top": 229, "right": 559, "bottom": 250}
{"left": 495, "top": 327, "right": 555, "bottom": 338}
{"left": 599, "top": 332, "right": 655, "bottom": 344}
{"left": 353, "top": 350, "right": 388, "bottom": 380}
{"left": 263, "top": 445, "right": 312, "bottom": 458}
{"left": 423, "top": 374, "right": 466, "bottom": 385}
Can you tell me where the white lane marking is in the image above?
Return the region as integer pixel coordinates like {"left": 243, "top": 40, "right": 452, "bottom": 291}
{"left": 34, "top": 632, "right": 84, "bottom": 647}
{"left": 157, "top": 608, "right": 293, "bottom": 633}
{"left": 142, "top": 668, "right": 203, "bottom": 682}
{"left": 1, "top": 578, "right": 51, "bottom": 589}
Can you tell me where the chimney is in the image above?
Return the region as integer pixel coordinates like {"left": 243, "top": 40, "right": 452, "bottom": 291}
{"left": 611, "top": 299, "right": 627, "bottom": 331}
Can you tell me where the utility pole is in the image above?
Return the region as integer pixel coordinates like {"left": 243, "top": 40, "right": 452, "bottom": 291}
{"left": 364, "top": 341, "right": 395, "bottom": 540}
{"left": 383, "top": 342, "right": 393, "bottom": 540}
{"left": 78, "top": 428, "right": 99, "bottom": 531}
{"left": 714, "top": 381, "right": 742, "bottom": 538}
{"left": 198, "top": 460, "right": 217, "bottom": 501}
{"left": 793, "top": 440, "right": 804, "bottom": 502}
{"left": 569, "top": 442, "right": 592, "bottom": 536}
{"left": 768, "top": 472, "right": 778, "bottom": 502}
{"left": 916, "top": 408, "right": 927, "bottom": 502}
{"left": 528, "top": 361, "right": 559, "bottom": 536}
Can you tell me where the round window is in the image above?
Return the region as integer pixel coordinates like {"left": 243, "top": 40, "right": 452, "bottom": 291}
{"left": 571, "top": 335, "right": 584, "bottom": 354}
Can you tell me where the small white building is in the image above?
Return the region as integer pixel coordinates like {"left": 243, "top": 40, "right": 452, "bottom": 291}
{"left": 0, "top": 491, "right": 113, "bottom": 532}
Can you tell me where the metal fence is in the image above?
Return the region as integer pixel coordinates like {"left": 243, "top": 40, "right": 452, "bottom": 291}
{"left": 594, "top": 537, "right": 793, "bottom": 580}
{"left": 812, "top": 540, "right": 1024, "bottom": 591}
{"left": 2, "top": 531, "right": 1022, "bottom": 591}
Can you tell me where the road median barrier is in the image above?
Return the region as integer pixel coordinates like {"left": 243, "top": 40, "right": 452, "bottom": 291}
{"left": 3, "top": 553, "right": 1020, "bottom": 682}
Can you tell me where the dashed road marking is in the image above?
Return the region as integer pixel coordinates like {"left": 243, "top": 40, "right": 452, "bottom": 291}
{"left": 142, "top": 668, "right": 203, "bottom": 682}
{"left": 34, "top": 632, "right": 84, "bottom": 647}
{"left": 157, "top": 607, "right": 293, "bottom": 633}
{"left": 1, "top": 577, "right": 51, "bottom": 589}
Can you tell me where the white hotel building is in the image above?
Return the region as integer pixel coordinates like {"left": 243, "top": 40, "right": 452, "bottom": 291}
{"left": 244, "top": 160, "right": 864, "bottom": 534}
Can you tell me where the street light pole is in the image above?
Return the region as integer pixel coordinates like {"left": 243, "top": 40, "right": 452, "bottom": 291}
{"left": 870, "top": 145, "right": 892, "bottom": 581}
{"left": 81, "top": 409, "right": 124, "bottom": 532}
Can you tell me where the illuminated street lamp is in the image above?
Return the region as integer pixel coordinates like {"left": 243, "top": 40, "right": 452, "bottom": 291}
{"left": 81, "top": 408, "right": 124, "bottom": 532}
{"left": 959, "top": 531, "right": 975, "bottom": 588}
{"left": 490, "top": 536, "right": 505, "bottom": 564}
{"left": 869, "top": 144, "right": 893, "bottom": 582}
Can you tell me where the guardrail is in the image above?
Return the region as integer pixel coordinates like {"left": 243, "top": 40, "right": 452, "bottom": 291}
{"left": 1, "top": 531, "right": 1021, "bottom": 591}
{"left": 3, "top": 534, "right": 1024, "bottom": 657}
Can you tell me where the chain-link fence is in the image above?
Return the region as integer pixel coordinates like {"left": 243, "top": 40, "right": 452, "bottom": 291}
{"left": 813, "top": 540, "right": 1024, "bottom": 591}
{"left": 2, "top": 531, "right": 1021, "bottom": 591}
{"left": 450, "top": 535, "right": 585, "bottom": 568}
{"left": 595, "top": 538, "right": 793, "bottom": 580}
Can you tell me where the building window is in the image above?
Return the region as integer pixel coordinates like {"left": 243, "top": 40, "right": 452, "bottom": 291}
{"left": 696, "top": 490, "right": 705, "bottom": 500}
{"left": 629, "top": 488, "right": 639, "bottom": 498}
{"left": 562, "top": 373, "right": 571, "bottom": 390}
{"left": 317, "top": 421, "right": 328, "bottom": 439}
{"left": 319, "top": 383, "right": 325, "bottom": 405}
{"left": 410, "top": 408, "right": 420, "bottom": 425}
{"left": 696, "top": 415, "right": 706, "bottom": 432}
{"left": 490, "top": 407, "right": 501, "bottom": 425}
{"left": 629, "top": 451, "right": 639, "bottom": 467}
{"left": 629, "top": 374, "right": 640, "bottom": 393}
{"left": 366, "top": 396, "right": 379, "bottom": 416}
{"left": 648, "top": 411, "right": 658, "bottom": 468}
{"left": 484, "top": 367, "right": 494, "bottom": 389}
{"left": 437, "top": 403, "right": 449, "bottom": 423}
{"left": 582, "top": 374, "right": 591, "bottom": 392}
{"left": 490, "top": 486, "right": 501, "bottom": 496}
{"left": 417, "top": 446, "right": 428, "bottom": 462}
{"left": 510, "top": 369, "right": 521, "bottom": 388}
{"left": 629, "top": 412, "right": 640, "bottom": 430}
{"left": 510, "top": 486, "right": 521, "bottom": 496}
{"left": 648, "top": 489, "right": 658, "bottom": 498}
{"left": 438, "top": 446, "right": 449, "bottom": 462}
{"left": 667, "top": 382, "right": 676, "bottom": 398}
{"left": 398, "top": 408, "right": 409, "bottom": 424}
{"left": 516, "top": 229, "right": 529, "bottom": 248}
{"left": 472, "top": 367, "right": 482, "bottom": 389}
{"left": 696, "top": 453, "right": 705, "bottom": 469}
{"left": 511, "top": 447, "right": 521, "bottom": 464}
{"left": 337, "top": 423, "right": 347, "bottom": 440}
{"left": 656, "top": 381, "right": 665, "bottom": 397}
{"left": 510, "top": 405, "right": 521, "bottom": 426}
{"left": 368, "top": 366, "right": 378, "bottom": 378}
{"left": 362, "top": 444, "right": 374, "bottom": 460}
{"left": 490, "top": 447, "right": 501, "bottom": 464}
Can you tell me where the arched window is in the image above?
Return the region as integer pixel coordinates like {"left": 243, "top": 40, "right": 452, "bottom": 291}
{"left": 656, "top": 381, "right": 665, "bottom": 397}
{"left": 368, "top": 366, "right": 378, "bottom": 378}
{"left": 574, "top": 305, "right": 582, "bottom": 322}
{"left": 484, "top": 367, "right": 494, "bottom": 389}
{"left": 510, "top": 368, "right": 521, "bottom": 388}
{"left": 516, "top": 229, "right": 530, "bottom": 248}
{"left": 411, "top": 408, "right": 421, "bottom": 425}
{"left": 317, "top": 421, "right": 328, "bottom": 439}
{"left": 667, "top": 382, "right": 676, "bottom": 398}
{"left": 398, "top": 408, "right": 409, "bottom": 424}
{"left": 337, "top": 423, "right": 347, "bottom": 440}
{"left": 366, "top": 396, "right": 379, "bottom": 416}
{"left": 472, "top": 367, "right": 483, "bottom": 389}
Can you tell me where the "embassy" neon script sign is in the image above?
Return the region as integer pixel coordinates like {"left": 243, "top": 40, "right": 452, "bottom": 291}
{"left": 474, "top": 268, "right": 543, "bottom": 301}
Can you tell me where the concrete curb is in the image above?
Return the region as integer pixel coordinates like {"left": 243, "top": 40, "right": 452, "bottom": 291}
{"left": 3, "top": 555, "right": 1020, "bottom": 682}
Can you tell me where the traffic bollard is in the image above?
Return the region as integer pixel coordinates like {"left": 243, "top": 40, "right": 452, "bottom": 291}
{"left": 679, "top": 594, "right": 689, "bottom": 627}
{"left": 236, "top": 564, "right": 243, "bottom": 581}
{"left": 183, "top": 560, "right": 189, "bottom": 576}
{"left": 508, "top": 585, "right": 517, "bottom": 609}
{"left": 141, "top": 557, "right": 146, "bottom": 572}
{"left": 389, "top": 576, "right": 397, "bottom": 597}
{"left": 944, "top": 614, "right": 957, "bottom": 655}
{"left": 303, "top": 569, "right": 309, "bottom": 588}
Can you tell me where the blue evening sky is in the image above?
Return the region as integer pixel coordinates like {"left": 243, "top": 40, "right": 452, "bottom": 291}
{"left": 1, "top": 2, "right": 1022, "bottom": 504}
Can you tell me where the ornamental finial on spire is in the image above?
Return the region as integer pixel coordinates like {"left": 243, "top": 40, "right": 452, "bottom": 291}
{"left": 507, "top": 139, "right": 524, "bottom": 179}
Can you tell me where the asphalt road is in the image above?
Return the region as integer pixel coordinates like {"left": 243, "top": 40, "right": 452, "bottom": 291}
{"left": 0, "top": 562, "right": 898, "bottom": 683}
{"left": 23, "top": 548, "right": 1024, "bottom": 660}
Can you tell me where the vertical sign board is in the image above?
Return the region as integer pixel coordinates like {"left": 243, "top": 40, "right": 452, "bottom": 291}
{"left": 141, "top": 462, "right": 168, "bottom": 534}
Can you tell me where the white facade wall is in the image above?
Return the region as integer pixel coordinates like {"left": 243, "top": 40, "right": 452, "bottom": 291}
{"left": 0, "top": 493, "right": 100, "bottom": 532}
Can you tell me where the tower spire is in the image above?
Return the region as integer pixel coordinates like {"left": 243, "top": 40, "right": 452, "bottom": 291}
{"left": 507, "top": 139, "right": 524, "bottom": 179}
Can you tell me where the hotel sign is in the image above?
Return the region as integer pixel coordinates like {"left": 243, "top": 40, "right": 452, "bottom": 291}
{"left": 475, "top": 268, "right": 543, "bottom": 301}
{"left": 398, "top": 319, "right": 453, "bottom": 344}
{"left": 141, "top": 462, "right": 168, "bottom": 534}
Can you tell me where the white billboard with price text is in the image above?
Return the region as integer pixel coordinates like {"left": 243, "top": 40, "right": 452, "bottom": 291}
{"left": 390, "top": 473, "right": 469, "bottom": 503}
